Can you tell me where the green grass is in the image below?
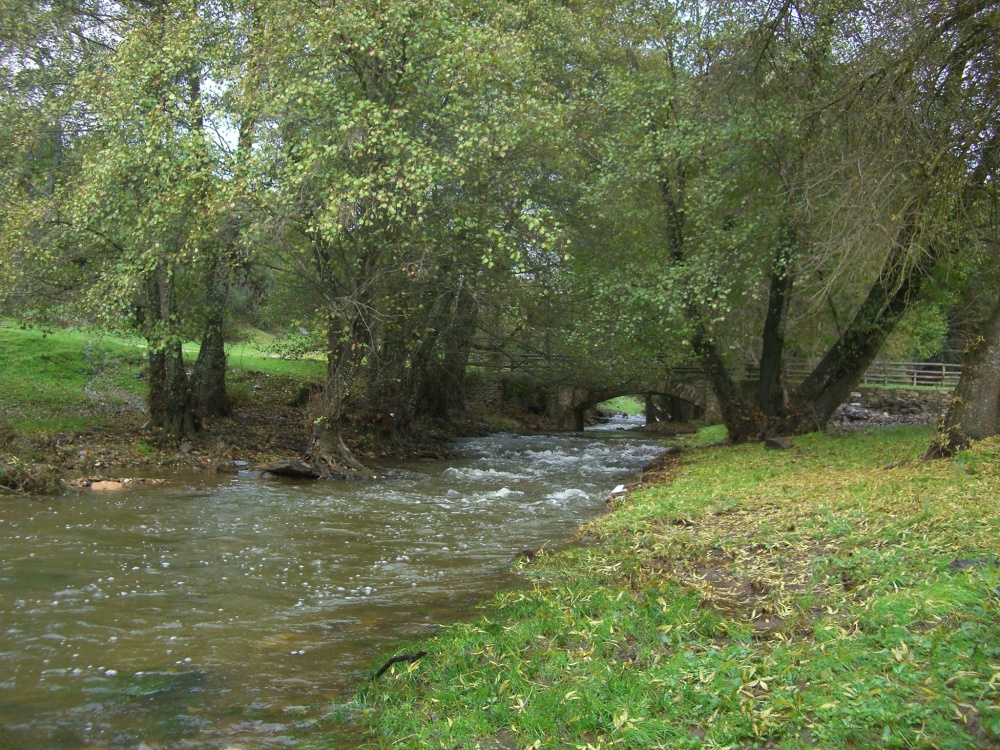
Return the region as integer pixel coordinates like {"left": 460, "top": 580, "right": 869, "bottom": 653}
{"left": 340, "top": 426, "right": 1000, "bottom": 749}
{"left": 0, "top": 325, "right": 323, "bottom": 434}
{"left": 0, "top": 326, "right": 144, "bottom": 432}
{"left": 597, "top": 396, "right": 645, "bottom": 416}
{"left": 690, "top": 423, "right": 728, "bottom": 446}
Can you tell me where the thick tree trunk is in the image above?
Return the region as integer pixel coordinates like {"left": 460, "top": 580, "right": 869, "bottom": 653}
{"left": 645, "top": 394, "right": 663, "bottom": 424}
{"left": 926, "top": 294, "right": 1000, "bottom": 457}
{"left": 192, "top": 255, "right": 232, "bottom": 418}
{"left": 308, "top": 318, "right": 373, "bottom": 479}
{"left": 143, "top": 267, "right": 198, "bottom": 440}
{"left": 690, "top": 324, "right": 761, "bottom": 443}
{"left": 758, "top": 240, "right": 794, "bottom": 420}
{"left": 147, "top": 345, "right": 199, "bottom": 440}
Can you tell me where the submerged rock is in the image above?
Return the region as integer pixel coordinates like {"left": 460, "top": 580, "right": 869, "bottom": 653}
{"left": 257, "top": 460, "right": 321, "bottom": 480}
{"left": 91, "top": 480, "right": 128, "bottom": 491}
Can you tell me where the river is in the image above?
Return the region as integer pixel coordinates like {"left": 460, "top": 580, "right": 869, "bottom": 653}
{"left": 0, "top": 421, "right": 659, "bottom": 749}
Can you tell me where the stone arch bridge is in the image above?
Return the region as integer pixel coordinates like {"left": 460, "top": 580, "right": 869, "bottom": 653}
{"left": 548, "top": 371, "right": 720, "bottom": 431}
{"left": 465, "top": 354, "right": 723, "bottom": 432}
{"left": 471, "top": 354, "right": 959, "bottom": 432}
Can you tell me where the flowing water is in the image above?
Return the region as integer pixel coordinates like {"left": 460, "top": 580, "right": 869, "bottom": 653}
{"left": 0, "top": 427, "right": 659, "bottom": 750}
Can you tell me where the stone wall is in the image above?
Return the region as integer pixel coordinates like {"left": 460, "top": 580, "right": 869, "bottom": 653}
{"left": 464, "top": 371, "right": 548, "bottom": 414}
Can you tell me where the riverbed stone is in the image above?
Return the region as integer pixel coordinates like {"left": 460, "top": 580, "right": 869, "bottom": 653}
{"left": 257, "top": 460, "right": 322, "bottom": 479}
{"left": 91, "top": 480, "right": 128, "bottom": 491}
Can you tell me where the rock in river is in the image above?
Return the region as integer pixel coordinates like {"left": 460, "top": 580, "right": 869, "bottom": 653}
{"left": 257, "top": 460, "right": 322, "bottom": 479}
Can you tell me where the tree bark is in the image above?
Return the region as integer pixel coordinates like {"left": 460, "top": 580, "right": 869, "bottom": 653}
{"left": 191, "top": 254, "right": 232, "bottom": 418}
{"left": 308, "top": 316, "right": 373, "bottom": 479}
{"left": 690, "top": 323, "right": 761, "bottom": 443}
{"left": 758, "top": 239, "right": 794, "bottom": 419}
{"left": 645, "top": 394, "right": 662, "bottom": 424}
{"left": 926, "top": 292, "right": 1000, "bottom": 457}
{"left": 143, "top": 267, "right": 198, "bottom": 440}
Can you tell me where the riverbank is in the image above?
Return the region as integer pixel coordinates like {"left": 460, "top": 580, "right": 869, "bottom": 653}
{"left": 344, "top": 425, "right": 1000, "bottom": 749}
{"left": 0, "top": 326, "right": 484, "bottom": 493}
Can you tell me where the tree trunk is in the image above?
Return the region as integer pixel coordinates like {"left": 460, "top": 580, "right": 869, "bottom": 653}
{"left": 143, "top": 267, "right": 198, "bottom": 440}
{"left": 926, "top": 293, "right": 1000, "bottom": 457}
{"left": 690, "top": 323, "right": 761, "bottom": 443}
{"left": 791, "top": 220, "right": 929, "bottom": 431}
{"left": 758, "top": 239, "right": 794, "bottom": 420}
{"left": 307, "top": 317, "right": 373, "bottom": 479}
{"left": 438, "top": 281, "right": 478, "bottom": 412}
{"left": 191, "top": 254, "right": 232, "bottom": 418}
{"left": 645, "top": 394, "right": 662, "bottom": 425}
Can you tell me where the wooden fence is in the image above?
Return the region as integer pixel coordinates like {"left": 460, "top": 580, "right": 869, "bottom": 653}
{"left": 782, "top": 360, "right": 961, "bottom": 388}
{"left": 472, "top": 351, "right": 963, "bottom": 390}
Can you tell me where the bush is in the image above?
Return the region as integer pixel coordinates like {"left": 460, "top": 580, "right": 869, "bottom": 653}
{"left": 0, "top": 457, "right": 64, "bottom": 495}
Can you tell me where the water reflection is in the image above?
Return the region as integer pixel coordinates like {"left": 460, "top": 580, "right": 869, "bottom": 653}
{"left": 0, "top": 432, "right": 662, "bottom": 749}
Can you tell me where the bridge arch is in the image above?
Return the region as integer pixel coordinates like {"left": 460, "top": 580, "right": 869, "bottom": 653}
{"left": 548, "top": 378, "right": 720, "bottom": 431}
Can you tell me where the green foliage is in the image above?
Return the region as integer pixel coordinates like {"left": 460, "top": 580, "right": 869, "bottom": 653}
{"left": 354, "top": 427, "right": 1000, "bottom": 748}
{"left": 883, "top": 301, "right": 951, "bottom": 362}
{"left": 597, "top": 396, "right": 644, "bottom": 416}
{"left": 2, "top": 0, "right": 998, "bottom": 440}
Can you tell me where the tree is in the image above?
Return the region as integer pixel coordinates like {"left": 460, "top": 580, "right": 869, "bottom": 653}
{"left": 1, "top": 1, "right": 257, "bottom": 438}
{"left": 560, "top": 0, "right": 1000, "bottom": 441}
{"left": 928, "top": 289, "right": 1000, "bottom": 456}
{"left": 251, "top": 0, "right": 562, "bottom": 475}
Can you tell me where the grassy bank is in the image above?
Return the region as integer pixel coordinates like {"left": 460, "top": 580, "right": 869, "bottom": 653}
{"left": 349, "top": 426, "right": 1000, "bottom": 749}
{"left": 0, "top": 325, "right": 327, "bottom": 491}
{"left": 597, "top": 396, "right": 645, "bottom": 416}
{"left": 0, "top": 325, "right": 325, "bottom": 433}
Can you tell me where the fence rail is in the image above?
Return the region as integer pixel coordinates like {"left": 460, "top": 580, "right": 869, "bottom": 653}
{"left": 471, "top": 352, "right": 963, "bottom": 389}
{"left": 758, "top": 361, "right": 961, "bottom": 388}
{"left": 858, "top": 361, "right": 962, "bottom": 388}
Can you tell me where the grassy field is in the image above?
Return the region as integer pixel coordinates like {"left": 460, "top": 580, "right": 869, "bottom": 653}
{"left": 0, "top": 324, "right": 328, "bottom": 492}
{"left": 346, "top": 426, "right": 1000, "bottom": 749}
{"left": 0, "top": 324, "right": 323, "bottom": 434}
{"left": 597, "top": 396, "right": 646, "bottom": 416}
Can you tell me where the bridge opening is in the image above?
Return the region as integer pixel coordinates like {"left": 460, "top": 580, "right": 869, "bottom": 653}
{"left": 589, "top": 394, "right": 705, "bottom": 429}
{"left": 588, "top": 396, "right": 645, "bottom": 430}
{"left": 551, "top": 382, "right": 714, "bottom": 432}
{"left": 642, "top": 393, "right": 704, "bottom": 424}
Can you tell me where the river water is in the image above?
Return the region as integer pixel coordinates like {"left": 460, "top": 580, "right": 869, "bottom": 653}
{"left": 0, "top": 421, "right": 658, "bottom": 749}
